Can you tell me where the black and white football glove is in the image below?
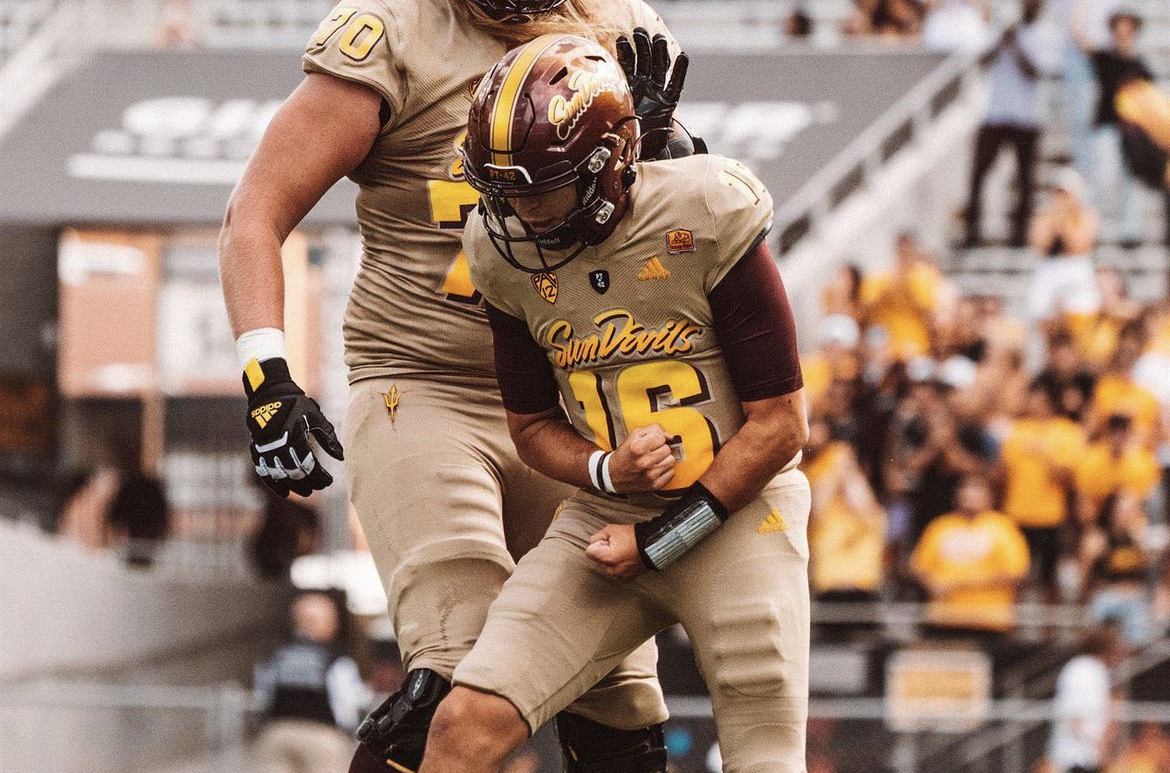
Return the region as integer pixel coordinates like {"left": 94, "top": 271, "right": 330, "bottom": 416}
{"left": 243, "top": 357, "right": 343, "bottom": 498}
{"left": 616, "top": 27, "right": 690, "bottom": 159}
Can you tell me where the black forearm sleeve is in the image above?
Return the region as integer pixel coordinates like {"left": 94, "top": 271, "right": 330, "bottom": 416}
{"left": 485, "top": 302, "right": 561, "bottom": 415}
{"left": 634, "top": 481, "right": 729, "bottom": 570}
{"left": 707, "top": 239, "right": 803, "bottom": 401}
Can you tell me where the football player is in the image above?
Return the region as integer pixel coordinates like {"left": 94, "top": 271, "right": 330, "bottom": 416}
{"left": 419, "top": 35, "right": 811, "bottom": 773}
{"left": 217, "top": 2, "right": 689, "bottom": 772}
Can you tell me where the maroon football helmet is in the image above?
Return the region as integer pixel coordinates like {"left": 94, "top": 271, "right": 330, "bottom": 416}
{"left": 463, "top": 34, "right": 639, "bottom": 273}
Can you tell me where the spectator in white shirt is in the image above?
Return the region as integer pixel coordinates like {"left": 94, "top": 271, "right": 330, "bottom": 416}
{"left": 964, "top": 0, "right": 1059, "bottom": 248}
{"left": 1048, "top": 621, "right": 1124, "bottom": 773}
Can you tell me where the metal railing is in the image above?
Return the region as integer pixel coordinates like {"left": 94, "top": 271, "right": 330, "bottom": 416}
{"left": 906, "top": 637, "right": 1170, "bottom": 773}
{"left": 0, "top": 680, "right": 253, "bottom": 773}
{"left": 7, "top": 679, "right": 1168, "bottom": 773}
{"left": 664, "top": 695, "right": 1170, "bottom": 773}
{"left": 811, "top": 600, "right": 1096, "bottom": 637}
{"left": 771, "top": 49, "right": 980, "bottom": 255}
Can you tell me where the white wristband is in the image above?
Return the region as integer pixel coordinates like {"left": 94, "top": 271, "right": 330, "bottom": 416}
{"left": 588, "top": 450, "right": 605, "bottom": 491}
{"left": 600, "top": 452, "right": 615, "bottom": 495}
{"left": 235, "top": 328, "right": 286, "bottom": 370}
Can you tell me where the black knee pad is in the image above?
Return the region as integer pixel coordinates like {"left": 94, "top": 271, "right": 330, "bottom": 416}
{"left": 554, "top": 712, "right": 668, "bottom": 773}
{"left": 354, "top": 668, "right": 451, "bottom": 773}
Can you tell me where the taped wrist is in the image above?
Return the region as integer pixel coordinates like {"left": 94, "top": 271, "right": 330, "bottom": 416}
{"left": 634, "top": 482, "right": 728, "bottom": 571}
{"left": 235, "top": 327, "right": 286, "bottom": 370}
{"left": 588, "top": 450, "right": 617, "bottom": 494}
{"left": 242, "top": 356, "right": 301, "bottom": 400}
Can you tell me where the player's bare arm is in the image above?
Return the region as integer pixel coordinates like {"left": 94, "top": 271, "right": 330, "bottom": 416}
{"left": 697, "top": 389, "right": 808, "bottom": 512}
{"left": 220, "top": 73, "right": 381, "bottom": 336}
{"left": 487, "top": 301, "right": 676, "bottom": 494}
{"left": 218, "top": 73, "right": 380, "bottom": 497}
{"left": 507, "top": 409, "right": 676, "bottom": 493}
{"left": 587, "top": 388, "right": 807, "bottom": 581}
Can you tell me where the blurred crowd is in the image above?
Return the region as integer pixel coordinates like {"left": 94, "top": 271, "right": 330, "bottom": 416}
{"left": 786, "top": 0, "right": 1000, "bottom": 49}
{"left": 799, "top": 0, "right": 1170, "bottom": 665}
{"left": 57, "top": 465, "right": 171, "bottom": 567}
{"left": 802, "top": 228, "right": 1169, "bottom": 651}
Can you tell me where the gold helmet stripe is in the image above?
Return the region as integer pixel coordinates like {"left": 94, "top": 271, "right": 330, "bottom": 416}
{"left": 490, "top": 34, "right": 564, "bottom": 167}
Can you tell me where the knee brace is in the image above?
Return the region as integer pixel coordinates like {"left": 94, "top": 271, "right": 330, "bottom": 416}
{"left": 554, "top": 712, "right": 668, "bottom": 773}
{"left": 354, "top": 668, "right": 451, "bottom": 773}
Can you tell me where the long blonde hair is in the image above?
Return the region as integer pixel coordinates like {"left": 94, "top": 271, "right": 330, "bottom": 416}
{"left": 457, "top": 0, "right": 634, "bottom": 54}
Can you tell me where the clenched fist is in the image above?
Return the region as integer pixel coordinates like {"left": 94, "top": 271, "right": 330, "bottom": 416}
{"left": 607, "top": 423, "right": 676, "bottom": 494}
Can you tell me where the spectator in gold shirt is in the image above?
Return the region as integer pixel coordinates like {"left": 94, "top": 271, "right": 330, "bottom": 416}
{"left": 1086, "top": 321, "right": 1162, "bottom": 449}
{"left": 1000, "top": 379, "right": 1085, "bottom": 598}
{"left": 806, "top": 418, "right": 888, "bottom": 604}
{"left": 911, "top": 475, "right": 1030, "bottom": 638}
{"left": 860, "top": 233, "right": 950, "bottom": 361}
{"left": 1074, "top": 414, "right": 1160, "bottom": 523}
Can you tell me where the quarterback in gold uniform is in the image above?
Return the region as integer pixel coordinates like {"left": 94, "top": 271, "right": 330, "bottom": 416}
{"left": 218, "top": 1, "right": 687, "bottom": 772}
{"left": 417, "top": 35, "right": 811, "bottom": 773}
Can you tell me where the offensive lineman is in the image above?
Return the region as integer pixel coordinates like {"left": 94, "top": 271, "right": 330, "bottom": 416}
{"left": 217, "top": 2, "right": 688, "bottom": 771}
{"left": 419, "top": 35, "right": 811, "bottom": 773}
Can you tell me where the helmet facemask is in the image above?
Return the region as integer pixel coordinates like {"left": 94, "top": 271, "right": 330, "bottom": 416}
{"left": 468, "top": 118, "right": 638, "bottom": 273}
{"left": 467, "top": 0, "right": 571, "bottom": 23}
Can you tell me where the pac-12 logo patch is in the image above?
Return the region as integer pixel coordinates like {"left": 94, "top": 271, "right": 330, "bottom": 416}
{"left": 589, "top": 269, "right": 610, "bottom": 294}
{"left": 666, "top": 229, "right": 695, "bottom": 254}
{"left": 532, "top": 271, "right": 558, "bottom": 304}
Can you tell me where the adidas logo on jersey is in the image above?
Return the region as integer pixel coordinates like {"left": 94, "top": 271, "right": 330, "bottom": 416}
{"left": 757, "top": 509, "right": 787, "bottom": 534}
{"left": 250, "top": 401, "right": 283, "bottom": 429}
{"left": 637, "top": 257, "right": 671, "bottom": 281}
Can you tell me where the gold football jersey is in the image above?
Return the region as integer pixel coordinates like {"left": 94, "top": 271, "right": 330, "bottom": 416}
{"left": 302, "top": 0, "right": 674, "bottom": 383}
{"left": 467, "top": 154, "right": 779, "bottom": 493}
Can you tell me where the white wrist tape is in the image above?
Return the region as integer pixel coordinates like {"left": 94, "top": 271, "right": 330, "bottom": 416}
{"left": 588, "top": 450, "right": 616, "bottom": 494}
{"left": 235, "top": 328, "right": 286, "bottom": 370}
{"left": 588, "top": 450, "right": 605, "bottom": 491}
{"left": 600, "top": 452, "right": 615, "bottom": 494}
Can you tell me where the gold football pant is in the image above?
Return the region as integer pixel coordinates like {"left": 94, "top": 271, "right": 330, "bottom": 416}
{"left": 343, "top": 375, "right": 667, "bottom": 729}
{"left": 455, "top": 469, "right": 813, "bottom": 773}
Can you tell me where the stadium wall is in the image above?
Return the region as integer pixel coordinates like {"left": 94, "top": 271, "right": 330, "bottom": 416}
{"left": 0, "top": 520, "right": 290, "bottom": 682}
